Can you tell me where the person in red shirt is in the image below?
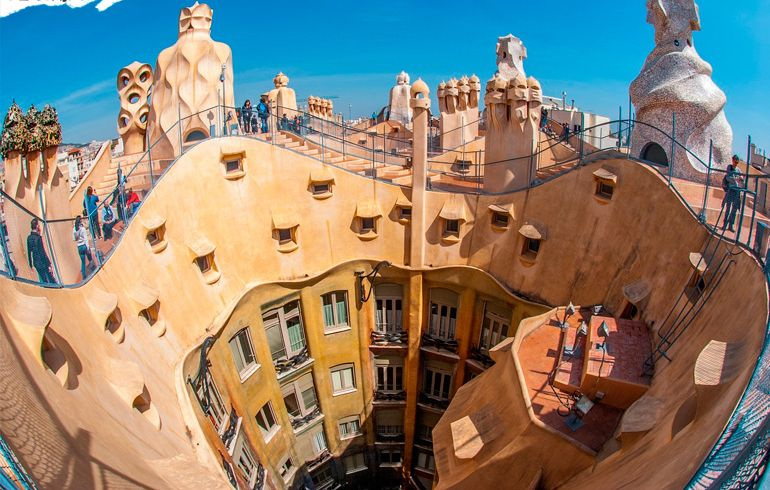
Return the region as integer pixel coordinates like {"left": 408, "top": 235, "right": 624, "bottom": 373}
{"left": 124, "top": 188, "right": 141, "bottom": 219}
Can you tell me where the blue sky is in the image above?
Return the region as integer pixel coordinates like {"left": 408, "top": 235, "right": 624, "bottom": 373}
{"left": 0, "top": 0, "right": 767, "bottom": 156}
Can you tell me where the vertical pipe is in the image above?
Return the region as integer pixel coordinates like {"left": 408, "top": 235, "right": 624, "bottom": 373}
{"left": 700, "top": 140, "right": 713, "bottom": 224}
{"left": 579, "top": 111, "right": 585, "bottom": 162}
{"left": 669, "top": 112, "right": 676, "bottom": 183}
{"left": 745, "top": 135, "right": 752, "bottom": 189}
{"left": 320, "top": 117, "right": 326, "bottom": 164}
{"left": 38, "top": 187, "right": 61, "bottom": 285}
{"left": 177, "top": 102, "right": 183, "bottom": 157}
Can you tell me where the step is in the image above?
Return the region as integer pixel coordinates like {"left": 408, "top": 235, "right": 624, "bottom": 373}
{"left": 553, "top": 323, "right": 586, "bottom": 394}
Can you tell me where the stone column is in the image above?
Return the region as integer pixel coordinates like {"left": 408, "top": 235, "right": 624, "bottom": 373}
{"left": 402, "top": 271, "right": 423, "bottom": 482}
{"left": 409, "top": 79, "right": 430, "bottom": 268}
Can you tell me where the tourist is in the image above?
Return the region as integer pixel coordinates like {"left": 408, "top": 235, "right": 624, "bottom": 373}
{"left": 73, "top": 215, "right": 94, "bottom": 280}
{"left": 26, "top": 217, "right": 55, "bottom": 283}
{"left": 124, "top": 188, "right": 141, "bottom": 218}
{"left": 280, "top": 113, "right": 289, "bottom": 130}
{"left": 241, "top": 99, "right": 253, "bottom": 134}
{"left": 562, "top": 123, "right": 570, "bottom": 143}
{"left": 540, "top": 108, "right": 548, "bottom": 130}
{"left": 83, "top": 186, "right": 101, "bottom": 239}
{"left": 371, "top": 111, "right": 377, "bottom": 125}
{"left": 102, "top": 203, "right": 118, "bottom": 240}
{"left": 721, "top": 155, "right": 744, "bottom": 232}
{"left": 257, "top": 96, "right": 270, "bottom": 133}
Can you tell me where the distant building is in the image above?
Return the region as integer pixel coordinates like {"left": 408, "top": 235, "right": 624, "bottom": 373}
{"left": 542, "top": 95, "right": 618, "bottom": 150}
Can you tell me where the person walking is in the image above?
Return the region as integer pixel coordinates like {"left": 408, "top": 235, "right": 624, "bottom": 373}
{"left": 242, "top": 99, "right": 253, "bottom": 134}
{"left": 562, "top": 123, "right": 570, "bottom": 144}
{"left": 83, "top": 186, "right": 101, "bottom": 239}
{"left": 721, "top": 155, "right": 744, "bottom": 232}
{"left": 27, "top": 218, "right": 55, "bottom": 283}
{"left": 73, "top": 215, "right": 94, "bottom": 280}
{"left": 257, "top": 96, "right": 270, "bottom": 134}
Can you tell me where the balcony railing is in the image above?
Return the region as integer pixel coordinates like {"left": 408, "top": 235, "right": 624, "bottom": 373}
{"left": 306, "top": 449, "right": 332, "bottom": 470}
{"left": 274, "top": 346, "right": 311, "bottom": 376}
{"left": 376, "top": 431, "right": 405, "bottom": 443}
{"left": 374, "top": 390, "right": 407, "bottom": 402}
{"left": 371, "top": 330, "right": 408, "bottom": 345}
{"left": 220, "top": 407, "right": 240, "bottom": 449}
{"left": 420, "top": 334, "right": 459, "bottom": 354}
{"left": 418, "top": 392, "right": 450, "bottom": 410}
{"left": 469, "top": 346, "right": 495, "bottom": 368}
{"left": 289, "top": 405, "right": 322, "bottom": 430}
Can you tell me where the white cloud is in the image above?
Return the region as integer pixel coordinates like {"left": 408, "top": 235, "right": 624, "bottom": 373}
{"left": 0, "top": 0, "right": 124, "bottom": 18}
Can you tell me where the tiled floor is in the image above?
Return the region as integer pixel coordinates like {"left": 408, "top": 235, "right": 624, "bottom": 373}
{"left": 517, "top": 309, "right": 624, "bottom": 452}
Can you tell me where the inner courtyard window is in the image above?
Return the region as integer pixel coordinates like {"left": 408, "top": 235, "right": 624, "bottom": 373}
{"left": 263, "top": 301, "right": 306, "bottom": 362}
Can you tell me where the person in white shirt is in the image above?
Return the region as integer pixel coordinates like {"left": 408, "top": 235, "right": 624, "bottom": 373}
{"left": 73, "top": 216, "right": 94, "bottom": 280}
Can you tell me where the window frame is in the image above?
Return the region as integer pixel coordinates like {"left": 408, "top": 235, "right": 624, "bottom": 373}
{"left": 262, "top": 301, "right": 307, "bottom": 363}
{"left": 281, "top": 373, "right": 318, "bottom": 420}
{"left": 279, "top": 456, "right": 295, "bottom": 482}
{"left": 379, "top": 448, "right": 403, "bottom": 467}
{"left": 596, "top": 180, "right": 614, "bottom": 199}
{"left": 343, "top": 452, "right": 368, "bottom": 474}
{"left": 321, "top": 291, "right": 350, "bottom": 332}
{"left": 228, "top": 327, "right": 259, "bottom": 381}
{"left": 311, "top": 428, "right": 328, "bottom": 455}
{"left": 444, "top": 218, "right": 460, "bottom": 235}
{"left": 338, "top": 415, "right": 362, "bottom": 440}
{"left": 374, "top": 284, "right": 403, "bottom": 334}
{"left": 479, "top": 310, "right": 510, "bottom": 352}
{"left": 232, "top": 432, "right": 260, "bottom": 488}
{"left": 195, "top": 370, "right": 229, "bottom": 434}
{"left": 375, "top": 358, "right": 404, "bottom": 393}
{"left": 255, "top": 401, "right": 279, "bottom": 441}
{"left": 423, "top": 366, "right": 453, "bottom": 401}
{"left": 330, "top": 364, "right": 357, "bottom": 395}
{"left": 428, "top": 290, "right": 458, "bottom": 341}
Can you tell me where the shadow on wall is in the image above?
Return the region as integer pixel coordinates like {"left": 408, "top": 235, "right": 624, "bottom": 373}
{"left": 0, "top": 316, "right": 159, "bottom": 489}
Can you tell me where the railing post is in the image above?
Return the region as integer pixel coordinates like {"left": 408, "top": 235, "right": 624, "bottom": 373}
{"left": 320, "top": 117, "right": 325, "bottom": 163}
{"left": 669, "top": 112, "right": 676, "bottom": 184}
{"left": 699, "top": 140, "right": 713, "bottom": 224}
{"left": 37, "top": 185, "right": 61, "bottom": 285}
{"left": 579, "top": 112, "right": 585, "bottom": 163}
{"left": 0, "top": 205, "right": 14, "bottom": 279}
{"left": 342, "top": 117, "right": 346, "bottom": 160}
{"left": 746, "top": 135, "right": 752, "bottom": 190}
{"left": 148, "top": 138, "right": 155, "bottom": 188}
{"left": 476, "top": 149, "right": 481, "bottom": 194}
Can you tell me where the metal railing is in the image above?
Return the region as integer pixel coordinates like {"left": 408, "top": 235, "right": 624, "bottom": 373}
{"left": 0, "top": 100, "right": 768, "bottom": 488}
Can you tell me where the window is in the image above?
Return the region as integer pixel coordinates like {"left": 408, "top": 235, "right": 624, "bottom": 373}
{"left": 376, "top": 410, "right": 404, "bottom": 438}
{"left": 596, "top": 180, "right": 614, "bottom": 199}
{"left": 282, "top": 372, "right": 318, "bottom": 421}
{"left": 492, "top": 211, "right": 509, "bottom": 227}
{"left": 140, "top": 301, "right": 160, "bottom": 326}
{"left": 105, "top": 308, "right": 123, "bottom": 339}
{"left": 479, "top": 310, "right": 510, "bottom": 352}
{"left": 321, "top": 291, "right": 349, "bottom": 331}
{"left": 229, "top": 328, "right": 258, "bottom": 380}
{"left": 522, "top": 237, "right": 541, "bottom": 258}
{"left": 399, "top": 207, "right": 412, "bottom": 220}
{"left": 339, "top": 415, "right": 362, "bottom": 439}
{"left": 195, "top": 371, "right": 228, "bottom": 433}
{"left": 444, "top": 219, "right": 460, "bottom": 235}
{"left": 232, "top": 433, "right": 259, "bottom": 488}
{"left": 361, "top": 217, "right": 376, "bottom": 233}
{"left": 331, "top": 364, "right": 356, "bottom": 394}
{"left": 196, "top": 254, "right": 211, "bottom": 273}
{"left": 428, "top": 289, "right": 458, "bottom": 340}
{"left": 312, "top": 183, "right": 330, "bottom": 195}
{"left": 416, "top": 423, "right": 434, "bottom": 443}
{"left": 312, "top": 429, "right": 328, "bottom": 454}
{"left": 375, "top": 284, "right": 403, "bottom": 333}
{"left": 263, "top": 301, "right": 306, "bottom": 363}
{"left": 687, "top": 272, "right": 707, "bottom": 301}
{"left": 343, "top": 452, "right": 367, "bottom": 474}
{"left": 311, "top": 464, "right": 334, "bottom": 488}
{"left": 147, "top": 227, "right": 164, "bottom": 246}
{"left": 278, "top": 228, "right": 292, "bottom": 244}
{"left": 380, "top": 449, "right": 402, "bottom": 467}
{"left": 423, "top": 367, "right": 452, "bottom": 400}
{"left": 375, "top": 358, "right": 403, "bottom": 392}
{"left": 255, "top": 401, "right": 278, "bottom": 439}
{"left": 415, "top": 449, "right": 435, "bottom": 471}
{"left": 280, "top": 457, "right": 295, "bottom": 481}
{"left": 225, "top": 159, "right": 242, "bottom": 174}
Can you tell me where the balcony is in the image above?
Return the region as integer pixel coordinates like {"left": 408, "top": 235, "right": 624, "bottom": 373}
{"left": 274, "top": 346, "right": 312, "bottom": 378}
{"left": 289, "top": 405, "right": 322, "bottom": 431}
{"left": 221, "top": 407, "right": 241, "bottom": 452}
{"left": 306, "top": 449, "right": 332, "bottom": 471}
{"left": 420, "top": 334, "right": 460, "bottom": 359}
{"left": 370, "top": 330, "right": 408, "bottom": 346}
{"left": 418, "top": 392, "right": 450, "bottom": 412}
{"left": 469, "top": 346, "right": 495, "bottom": 369}
{"left": 253, "top": 463, "right": 266, "bottom": 490}
{"left": 373, "top": 390, "right": 407, "bottom": 404}
{"left": 375, "top": 431, "right": 405, "bottom": 443}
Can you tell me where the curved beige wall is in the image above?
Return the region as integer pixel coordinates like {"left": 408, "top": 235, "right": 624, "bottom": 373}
{"left": 0, "top": 135, "right": 765, "bottom": 489}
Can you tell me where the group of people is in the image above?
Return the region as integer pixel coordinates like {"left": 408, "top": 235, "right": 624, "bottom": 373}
{"left": 239, "top": 96, "right": 270, "bottom": 134}
{"left": 279, "top": 113, "right": 303, "bottom": 134}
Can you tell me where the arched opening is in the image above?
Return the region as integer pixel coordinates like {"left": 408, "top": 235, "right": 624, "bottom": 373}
{"left": 640, "top": 142, "right": 669, "bottom": 166}
{"left": 185, "top": 129, "right": 208, "bottom": 142}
